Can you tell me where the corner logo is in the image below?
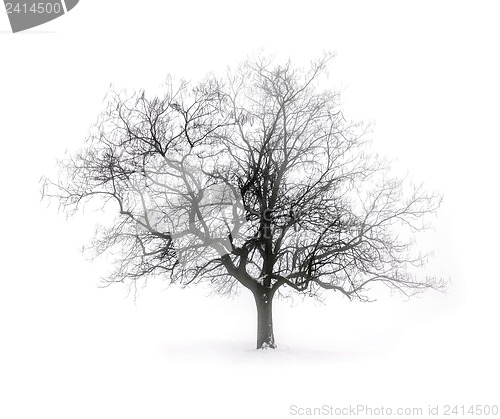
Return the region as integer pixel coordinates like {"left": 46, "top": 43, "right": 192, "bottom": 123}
{"left": 3, "top": 0, "right": 79, "bottom": 33}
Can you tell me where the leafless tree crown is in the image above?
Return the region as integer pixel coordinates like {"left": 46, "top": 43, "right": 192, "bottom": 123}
{"left": 43, "top": 54, "right": 442, "bottom": 302}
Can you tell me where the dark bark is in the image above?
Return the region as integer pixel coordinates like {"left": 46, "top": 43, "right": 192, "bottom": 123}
{"left": 254, "top": 290, "right": 276, "bottom": 349}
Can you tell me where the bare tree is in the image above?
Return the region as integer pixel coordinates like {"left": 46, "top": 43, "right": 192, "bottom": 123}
{"left": 42, "top": 54, "right": 442, "bottom": 349}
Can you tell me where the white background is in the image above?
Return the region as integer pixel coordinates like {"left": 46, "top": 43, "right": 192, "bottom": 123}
{"left": 1, "top": 1, "right": 499, "bottom": 418}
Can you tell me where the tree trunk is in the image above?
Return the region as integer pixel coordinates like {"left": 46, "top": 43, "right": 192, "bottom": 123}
{"left": 254, "top": 291, "right": 276, "bottom": 349}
